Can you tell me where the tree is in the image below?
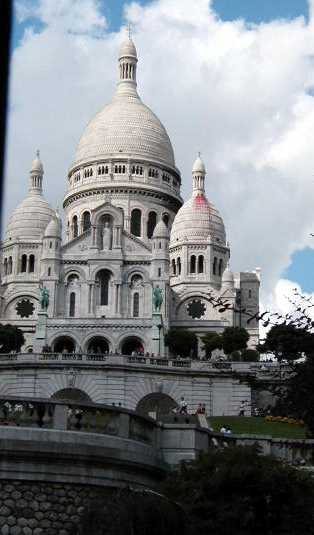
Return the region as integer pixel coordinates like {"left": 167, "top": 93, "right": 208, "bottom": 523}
{"left": 201, "top": 332, "right": 222, "bottom": 359}
{"left": 221, "top": 326, "right": 249, "bottom": 356}
{"left": 164, "top": 329, "right": 197, "bottom": 358}
{"left": 0, "top": 324, "right": 24, "bottom": 353}
{"left": 240, "top": 348, "right": 260, "bottom": 362}
{"left": 162, "top": 446, "right": 314, "bottom": 535}
{"left": 260, "top": 324, "right": 314, "bottom": 362}
{"left": 71, "top": 488, "right": 187, "bottom": 535}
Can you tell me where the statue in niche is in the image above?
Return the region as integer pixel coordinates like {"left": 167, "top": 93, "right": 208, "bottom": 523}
{"left": 152, "top": 286, "right": 163, "bottom": 312}
{"left": 39, "top": 286, "right": 49, "bottom": 310}
{"left": 102, "top": 221, "right": 112, "bottom": 250}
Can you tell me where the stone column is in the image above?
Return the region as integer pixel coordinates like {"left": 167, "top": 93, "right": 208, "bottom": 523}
{"left": 152, "top": 312, "right": 163, "bottom": 356}
{"left": 33, "top": 311, "right": 48, "bottom": 352}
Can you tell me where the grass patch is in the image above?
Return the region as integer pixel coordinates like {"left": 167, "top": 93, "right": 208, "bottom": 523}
{"left": 209, "top": 416, "right": 306, "bottom": 439}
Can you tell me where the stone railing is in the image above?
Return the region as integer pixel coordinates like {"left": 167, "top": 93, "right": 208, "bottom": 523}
{"left": 0, "top": 396, "right": 156, "bottom": 445}
{"left": 0, "top": 352, "right": 281, "bottom": 372}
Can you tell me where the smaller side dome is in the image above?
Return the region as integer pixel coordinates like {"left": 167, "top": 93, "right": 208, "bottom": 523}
{"left": 44, "top": 214, "right": 62, "bottom": 238}
{"left": 31, "top": 150, "right": 44, "bottom": 173}
{"left": 222, "top": 264, "right": 234, "bottom": 287}
{"left": 152, "top": 220, "right": 169, "bottom": 239}
{"left": 192, "top": 155, "right": 206, "bottom": 174}
{"left": 119, "top": 37, "right": 137, "bottom": 59}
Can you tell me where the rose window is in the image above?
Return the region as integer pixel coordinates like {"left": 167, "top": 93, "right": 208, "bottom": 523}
{"left": 16, "top": 299, "right": 35, "bottom": 318}
{"left": 187, "top": 300, "right": 206, "bottom": 319}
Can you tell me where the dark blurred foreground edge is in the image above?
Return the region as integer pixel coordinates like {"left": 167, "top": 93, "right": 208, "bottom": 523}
{"left": 0, "top": 1, "right": 13, "bottom": 236}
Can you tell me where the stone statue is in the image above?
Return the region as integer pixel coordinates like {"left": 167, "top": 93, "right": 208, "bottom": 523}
{"left": 152, "top": 286, "right": 163, "bottom": 312}
{"left": 40, "top": 286, "right": 49, "bottom": 310}
{"left": 102, "top": 221, "right": 112, "bottom": 250}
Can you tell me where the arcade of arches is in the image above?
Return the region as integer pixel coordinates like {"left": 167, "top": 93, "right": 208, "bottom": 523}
{"left": 136, "top": 393, "right": 177, "bottom": 417}
{"left": 51, "top": 388, "right": 91, "bottom": 403}
{"left": 121, "top": 336, "right": 144, "bottom": 355}
{"left": 86, "top": 337, "right": 109, "bottom": 354}
{"left": 53, "top": 336, "right": 76, "bottom": 353}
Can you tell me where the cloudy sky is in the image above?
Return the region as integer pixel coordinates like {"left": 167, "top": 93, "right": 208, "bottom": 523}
{"left": 4, "top": 0, "right": 314, "bottom": 315}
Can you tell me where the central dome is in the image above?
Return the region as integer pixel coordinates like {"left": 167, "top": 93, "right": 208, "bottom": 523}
{"left": 73, "top": 37, "right": 176, "bottom": 171}
{"left": 75, "top": 96, "right": 175, "bottom": 168}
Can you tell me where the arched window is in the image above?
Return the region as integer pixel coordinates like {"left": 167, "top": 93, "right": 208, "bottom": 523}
{"left": 72, "top": 215, "right": 78, "bottom": 238}
{"left": 8, "top": 257, "right": 12, "bottom": 274}
{"left": 131, "top": 209, "right": 141, "bottom": 237}
{"left": 147, "top": 211, "right": 157, "bottom": 239}
{"left": 82, "top": 211, "right": 91, "bottom": 232}
{"left": 29, "top": 254, "right": 35, "bottom": 273}
{"left": 177, "top": 257, "right": 181, "bottom": 275}
{"left": 218, "top": 259, "right": 223, "bottom": 276}
{"left": 162, "top": 213, "right": 169, "bottom": 227}
{"left": 21, "top": 254, "right": 27, "bottom": 273}
{"left": 133, "top": 293, "right": 139, "bottom": 317}
{"left": 69, "top": 292, "right": 76, "bottom": 317}
{"left": 198, "top": 255, "right": 204, "bottom": 274}
{"left": 213, "top": 257, "right": 217, "bottom": 275}
{"left": 131, "top": 274, "right": 143, "bottom": 287}
{"left": 96, "top": 270, "right": 111, "bottom": 306}
{"left": 172, "top": 259, "right": 176, "bottom": 275}
{"left": 48, "top": 267, "right": 51, "bottom": 276}
{"left": 3, "top": 259, "right": 7, "bottom": 276}
{"left": 190, "top": 255, "right": 196, "bottom": 274}
{"left": 67, "top": 273, "right": 79, "bottom": 284}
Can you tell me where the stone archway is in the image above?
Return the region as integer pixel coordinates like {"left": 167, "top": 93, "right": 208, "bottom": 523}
{"left": 53, "top": 336, "right": 76, "bottom": 353}
{"left": 51, "top": 388, "right": 91, "bottom": 403}
{"left": 121, "top": 336, "right": 144, "bottom": 355}
{"left": 136, "top": 393, "right": 177, "bottom": 418}
{"left": 86, "top": 336, "right": 110, "bottom": 354}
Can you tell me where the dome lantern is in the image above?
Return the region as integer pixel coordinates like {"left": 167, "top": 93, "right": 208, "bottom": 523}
{"left": 117, "top": 25, "right": 138, "bottom": 98}
{"left": 30, "top": 150, "right": 44, "bottom": 194}
{"left": 192, "top": 153, "right": 206, "bottom": 196}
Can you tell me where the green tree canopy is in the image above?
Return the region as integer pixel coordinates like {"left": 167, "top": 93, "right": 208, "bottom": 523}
{"left": 260, "top": 324, "right": 314, "bottom": 362}
{"left": 71, "top": 489, "right": 186, "bottom": 535}
{"left": 201, "top": 332, "right": 222, "bottom": 359}
{"left": 221, "top": 326, "right": 249, "bottom": 355}
{"left": 239, "top": 348, "right": 260, "bottom": 362}
{"left": 162, "top": 446, "right": 314, "bottom": 535}
{"left": 164, "top": 329, "right": 197, "bottom": 358}
{"left": 0, "top": 324, "right": 25, "bottom": 353}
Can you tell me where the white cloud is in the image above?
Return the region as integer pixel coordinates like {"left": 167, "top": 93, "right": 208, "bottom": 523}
{"left": 4, "top": 0, "right": 314, "bottom": 303}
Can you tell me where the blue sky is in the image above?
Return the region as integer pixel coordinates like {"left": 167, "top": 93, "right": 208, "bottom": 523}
{"left": 8, "top": 0, "right": 314, "bottom": 299}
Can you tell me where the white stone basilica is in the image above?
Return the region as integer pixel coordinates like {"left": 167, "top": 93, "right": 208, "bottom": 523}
{"left": 0, "top": 37, "right": 260, "bottom": 357}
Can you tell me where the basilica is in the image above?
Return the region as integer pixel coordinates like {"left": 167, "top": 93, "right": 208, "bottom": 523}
{"left": 0, "top": 36, "right": 260, "bottom": 357}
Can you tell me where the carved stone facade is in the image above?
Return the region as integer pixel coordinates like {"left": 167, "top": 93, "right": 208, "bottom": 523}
{"left": 0, "top": 37, "right": 260, "bottom": 366}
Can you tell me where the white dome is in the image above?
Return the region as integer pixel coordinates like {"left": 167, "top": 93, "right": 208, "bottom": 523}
{"left": 44, "top": 214, "right": 62, "bottom": 238}
{"left": 153, "top": 219, "right": 169, "bottom": 239}
{"left": 74, "top": 95, "right": 176, "bottom": 169}
{"left": 170, "top": 192, "right": 226, "bottom": 245}
{"left": 222, "top": 265, "right": 234, "bottom": 283}
{"left": 119, "top": 37, "right": 137, "bottom": 59}
{"left": 192, "top": 156, "right": 206, "bottom": 174}
{"left": 6, "top": 194, "right": 56, "bottom": 241}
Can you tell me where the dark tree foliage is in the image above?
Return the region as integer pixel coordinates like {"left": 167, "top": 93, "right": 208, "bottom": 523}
{"left": 260, "top": 324, "right": 314, "bottom": 362}
{"left": 283, "top": 358, "right": 314, "bottom": 435}
{"left": 0, "top": 324, "right": 24, "bottom": 353}
{"left": 162, "top": 446, "right": 314, "bottom": 535}
{"left": 201, "top": 332, "right": 222, "bottom": 358}
{"left": 239, "top": 348, "right": 260, "bottom": 362}
{"left": 221, "top": 326, "right": 249, "bottom": 355}
{"left": 164, "top": 328, "right": 197, "bottom": 358}
{"left": 70, "top": 488, "right": 187, "bottom": 535}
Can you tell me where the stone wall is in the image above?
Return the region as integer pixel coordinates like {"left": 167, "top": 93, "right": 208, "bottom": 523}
{"left": 0, "top": 480, "right": 105, "bottom": 535}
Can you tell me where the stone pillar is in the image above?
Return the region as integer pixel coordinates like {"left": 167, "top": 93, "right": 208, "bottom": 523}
{"left": 33, "top": 311, "right": 48, "bottom": 352}
{"left": 152, "top": 312, "right": 164, "bottom": 356}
